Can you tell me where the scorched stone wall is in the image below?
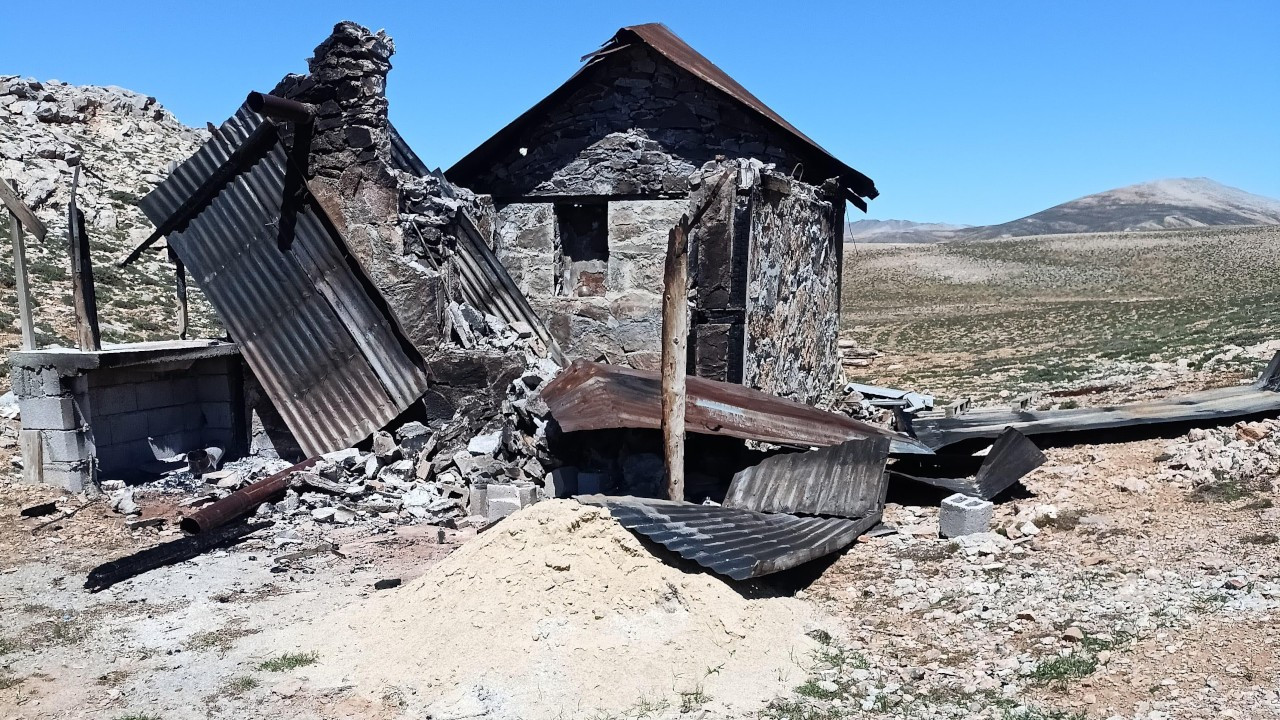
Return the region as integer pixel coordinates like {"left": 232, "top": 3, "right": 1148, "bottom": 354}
{"left": 743, "top": 173, "right": 843, "bottom": 405}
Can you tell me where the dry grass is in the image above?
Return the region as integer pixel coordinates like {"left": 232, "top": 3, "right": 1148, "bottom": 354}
{"left": 842, "top": 226, "right": 1280, "bottom": 400}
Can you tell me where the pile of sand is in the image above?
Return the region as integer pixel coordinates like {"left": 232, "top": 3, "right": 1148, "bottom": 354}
{"left": 269, "top": 500, "right": 830, "bottom": 718}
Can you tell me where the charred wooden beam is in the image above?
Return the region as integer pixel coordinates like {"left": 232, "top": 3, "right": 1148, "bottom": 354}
{"left": 85, "top": 521, "right": 270, "bottom": 592}
{"left": 67, "top": 167, "right": 101, "bottom": 351}
{"left": 169, "top": 246, "right": 188, "bottom": 340}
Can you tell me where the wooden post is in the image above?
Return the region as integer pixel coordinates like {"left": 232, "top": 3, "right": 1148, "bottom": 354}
{"left": 67, "top": 167, "right": 101, "bottom": 351}
{"left": 9, "top": 208, "right": 35, "bottom": 350}
{"left": 661, "top": 221, "right": 690, "bottom": 502}
{"left": 169, "top": 246, "right": 188, "bottom": 340}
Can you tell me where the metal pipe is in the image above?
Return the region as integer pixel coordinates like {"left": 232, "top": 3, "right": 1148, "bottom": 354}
{"left": 246, "top": 91, "right": 316, "bottom": 124}
{"left": 179, "top": 456, "right": 318, "bottom": 534}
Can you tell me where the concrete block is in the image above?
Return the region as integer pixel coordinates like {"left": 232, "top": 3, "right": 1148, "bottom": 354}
{"left": 110, "top": 412, "right": 150, "bottom": 443}
{"left": 42, "top": 462, "right": 91, "bottom": 493}
{"left": 90, "top": 383, "right": 137, "bottom": 415}
{"left": 41, "top": 429, "right": 89, "bottom": 464}
{"left": 19, "top": 395, "right": 77, "bottom": 430}
{"left": 135, "top": 380, "right": 176, "bottom": 410}
{"left": 9, "top": 367, "right": 35, "bottom": 399}
{"left": 171, "top": 376, "right": 197, "bottom": 401}
{"left": 202, "top": 402, "right": 234, "bottom": 430}
{"left": 577, "top": 471, "right": 609, "bottom": 495}
{"left": 197, "top": 374, "right": 232, "bottom": 402}
{"left": 38, "top": 367, "right": 67, "bottom": 397}
{"left": 147, "top": 405, "right": 188, "bottom": 437}
{"left": 484, "top": 483, "right": 537, "bottom": 522}
{"left": 469, "top": 482, "right": 488, "bottom": 517}
{"left": 545, "top": 466, "right": 578, "bottom": 498}
{"left": 939, "top": 493, "right": 994, "bottom": 538}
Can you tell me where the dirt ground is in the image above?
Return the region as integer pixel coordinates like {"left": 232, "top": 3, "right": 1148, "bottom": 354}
{"left": 1, "top": 405, "right": 1277, "bottom": 718}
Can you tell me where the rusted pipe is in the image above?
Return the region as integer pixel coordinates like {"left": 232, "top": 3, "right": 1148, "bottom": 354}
{"left": 179, "top": 457, "right": 318, "bottom": 534}
{"left": 246, "top": 91, "right": 315, "bottom": 123}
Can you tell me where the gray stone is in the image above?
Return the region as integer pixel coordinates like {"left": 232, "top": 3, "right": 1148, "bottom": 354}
{"left": 372, "top": 430, "right": 398, "bottom": 461}
{"left": 468, "top": 431, "right": 502, "bottom": 456}
{"left": 939, "top": 493, "right": 995, "bottom": 538}
{"left": 395, "top": 421, "right": 433, "bottom": 456}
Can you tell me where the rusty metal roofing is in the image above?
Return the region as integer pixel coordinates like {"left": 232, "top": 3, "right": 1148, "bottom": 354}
{"left": 909, "top": 366, "right": 1280, "bottom": 452}
{"left": 724, "top": 437, "right": 890, "bottom": 518}
{"left": 447, "top": 23, "right": 877, "bottom": 202}
{"left": 140, "top": 106, "right": 429, "bottom": 457}
{"left": 578, "top": 495, "right": 877, "bottom": 580}
{"left": 541, "top": 359, "right": 934, "bottom": 454}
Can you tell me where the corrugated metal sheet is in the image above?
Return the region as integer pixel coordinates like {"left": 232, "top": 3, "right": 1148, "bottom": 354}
{"left": 578, "top": 495, "right": 877, "bottom": 580}
{"left": 446, "top": 23, "right": 877, "bottom": 202}
{"left": 892, "top": 427, "right": 1045, "bottom": 500}
{"left": 140, "top": 106, "right": 429, "bottom": 457}
{"left": 724, "top": 437, "right": 890, "bottom": 518}
{"left": 909, "top": 373, "right": 1280, "bottom": 451}
{"left": 541, "top": 359, "right": 934, "bottom": 455}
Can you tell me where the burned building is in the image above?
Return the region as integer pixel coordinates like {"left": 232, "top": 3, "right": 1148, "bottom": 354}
{"left": 447, "top": 24, "right": 878, "bottom": 404}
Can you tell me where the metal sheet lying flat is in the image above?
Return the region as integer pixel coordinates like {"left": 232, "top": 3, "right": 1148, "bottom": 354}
{"left": 724, "top": 437, "right": 890, "bottom": 518}
{"left": 578, "top": 495, "right": 877, "bottom": 580}
{"left": 541, "top": 360, "right": 933, "bottom": 455}
{"left": 910, "top": 378, "right": 1280, "bottom": 451}
{"left": 140, "top": 106, "right": 429, "bottom": 457}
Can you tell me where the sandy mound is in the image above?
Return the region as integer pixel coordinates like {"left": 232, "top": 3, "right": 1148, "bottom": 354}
{"left": 269, "top": 500, "right": 829, "bottom": 718}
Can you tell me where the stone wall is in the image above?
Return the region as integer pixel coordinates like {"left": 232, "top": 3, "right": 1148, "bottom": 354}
{"left": 494, "top": 199, "right": 682, "bottom": 369}
{"left": 742, "top": 173, "right": 844, "bottom": 405}
{"left": 461, "top": 44, "right": 835, "bottom": 199}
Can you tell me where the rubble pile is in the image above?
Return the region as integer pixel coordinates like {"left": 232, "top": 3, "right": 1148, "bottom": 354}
{"left": 1158, "top": 419, "right": 1280, "bottom": 495}
{"left": 117, "top": 354, "right": 565, "bottom": 535}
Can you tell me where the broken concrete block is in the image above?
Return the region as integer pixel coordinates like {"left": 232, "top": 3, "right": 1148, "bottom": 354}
{"left": 469, "top": 482, "right": 489, "bottom": 517}
{"left": 468, "top": 431, "right": 501, "bottom": 456}
{"left": 372, "top": 431, "right": 398, "bottom": 462}
{"left": 485, "top": 483, "right": 535, "bottom": 522}
{"left": 322, "top": 447, "right": 362, "bottom": 464}
{"left": 939, "top": 493, "right": 994, "bottom": 538}
{"left": 396, "top": 421, "right": 433, "bottom": 456}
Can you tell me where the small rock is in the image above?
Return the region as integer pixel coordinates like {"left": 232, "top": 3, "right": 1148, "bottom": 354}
{"left": 468, "top": 431, "right": 502, "bottom": 456}
{"left": 1061, "top": 626, "right": 1085, "bottom": 642}
{"left": 374, "top": 578, "right": 401, "bottom": 590}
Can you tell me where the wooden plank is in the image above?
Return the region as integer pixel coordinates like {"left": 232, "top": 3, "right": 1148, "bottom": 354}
{"left": 9, "top": 209, "right": 36, "bottom": 350}
{"left": 0, "top": 178, "right": 46, "bottom": 241}
{"left": 169, "top": 247, "right": 188, "bottom": 339}
{"left": 660, "top": 221, "right": 689, "bottom": 502}
{"left": 67, "top": 168, "right": 101, "bottom": 351}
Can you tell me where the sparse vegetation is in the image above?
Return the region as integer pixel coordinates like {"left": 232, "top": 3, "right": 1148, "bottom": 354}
{"left": 224, "top": 675, "right": 259, "bottom": 696}
{"left": 257, "top": 651, "right": 319, "bottom": 672}
{"left": 1029, "top": 653, "right": 1098, "bottom": 687}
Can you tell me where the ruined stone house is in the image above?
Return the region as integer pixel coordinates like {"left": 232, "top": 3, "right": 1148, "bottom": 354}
{"left": 447, "top": 24, "right": 879, "bottom": 405}
{"left": 9, "top": 21, "right": 879, "bottom": 490}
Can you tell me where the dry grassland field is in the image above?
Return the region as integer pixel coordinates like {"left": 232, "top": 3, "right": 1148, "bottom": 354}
{"left": 841, "top": 226, "right": 1280, "bottom": 403}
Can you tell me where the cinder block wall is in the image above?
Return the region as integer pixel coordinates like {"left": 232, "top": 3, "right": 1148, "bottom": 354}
{"left": 88, "top": 357, "right": 240, "bottom": 474}
{"left": 12, "top": 356, "right": 242, "bottom": 491}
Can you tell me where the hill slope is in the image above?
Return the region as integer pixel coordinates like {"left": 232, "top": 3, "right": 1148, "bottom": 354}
{"left": 964, "top": 178, "right": 1280, "bottom": 239}
{"left": 845, "top": 219, "right": 972, "bottom": 244}
{"left": 0, "top": 75, "right": 220, "bottom": 363}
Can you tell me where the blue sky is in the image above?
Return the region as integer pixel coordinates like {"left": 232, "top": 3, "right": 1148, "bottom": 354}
{"left": 2, "top": 1, "right": 1276, "bottom": 225}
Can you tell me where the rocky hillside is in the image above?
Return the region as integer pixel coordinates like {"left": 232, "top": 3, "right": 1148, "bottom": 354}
{"left": 845, "top": 219, "right": 972, "bottom": 244}
{"left": 965, "top": 177, "right": 1280, "bottom": 240}
{"left": 0, "top": 75, "right": 221, "bottom": 368}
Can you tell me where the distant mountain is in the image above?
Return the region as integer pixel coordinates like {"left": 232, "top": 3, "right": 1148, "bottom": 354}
{"left": 845, "top": 219, "right": 972, "bottom": 244}
{"left": 963, "top": 178, "right": 1280, "bottom": 240}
